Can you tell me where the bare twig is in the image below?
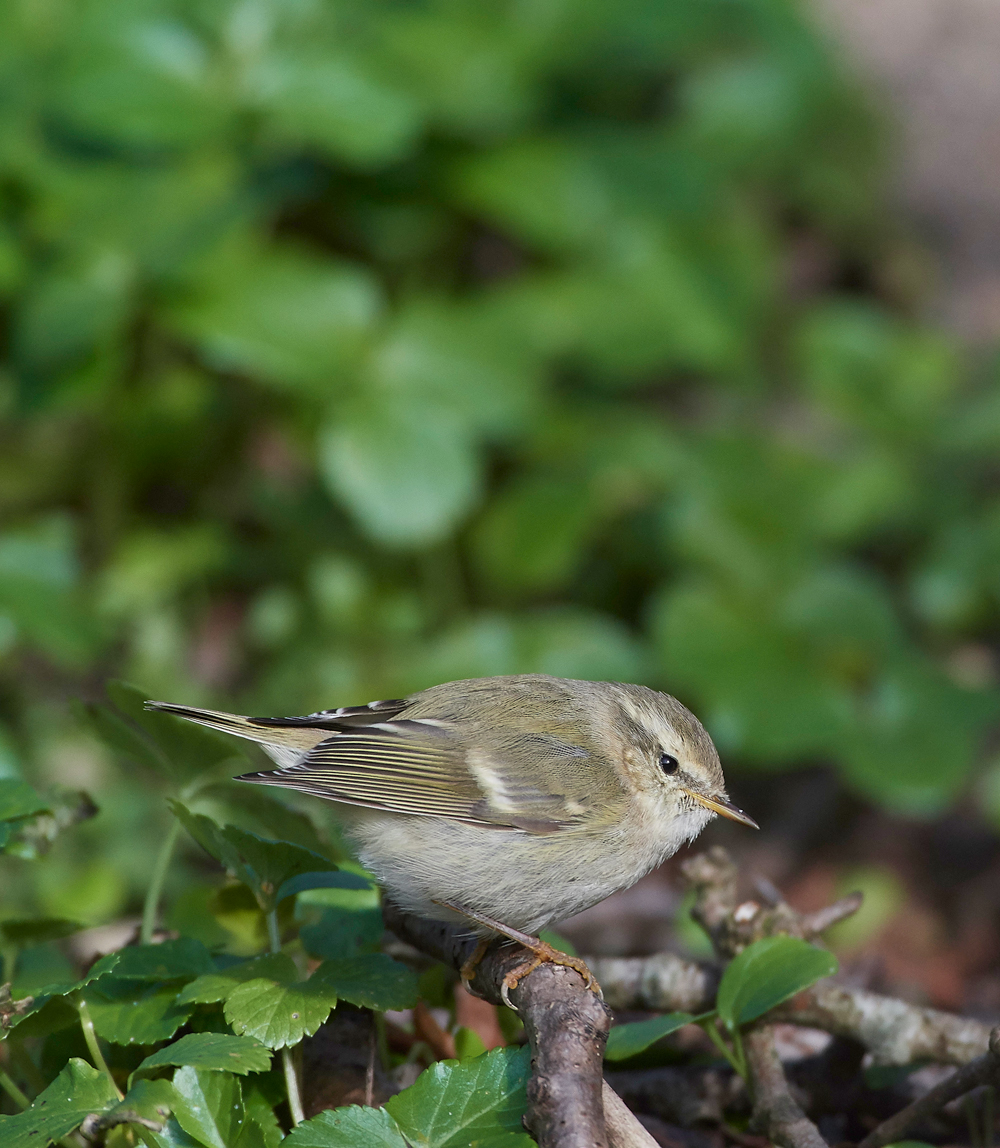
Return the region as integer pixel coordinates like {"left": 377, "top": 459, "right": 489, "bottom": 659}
{"left": 858, "top": 1027, "right": 1000, "bottom": 1148}
{"left": 769, "top": 982, "right": 993, "bottom": 1066}
{"left": 601, "top": 1080, "right": 660, "bottom": 1148}
{"left": 591, "top": 846, "right": 992, "bottom": 1071}
{"left": 744, "top": 1026, "right": 827, "bottom": 1148}
{"left": 383, "top": 900, "right": 612, "bottom": 1148}
{"left": 414, "top": 1000, "right": 457, "bottom": 1061}
{"left": 799, "top": 892, "right": 864, "bottom": 936}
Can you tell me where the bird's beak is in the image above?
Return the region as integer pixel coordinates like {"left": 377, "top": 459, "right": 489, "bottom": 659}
{"left": 684, "top": 789, "right": 759, "bottom": 829}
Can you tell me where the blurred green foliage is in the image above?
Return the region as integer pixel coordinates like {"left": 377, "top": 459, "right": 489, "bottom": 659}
{"left": 1, "top": 0, "right": 999, "bottom": 926}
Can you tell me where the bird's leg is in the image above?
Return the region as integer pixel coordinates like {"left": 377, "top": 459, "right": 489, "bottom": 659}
{"left": 459, "top": 938, "right": 491, "bottom": 992}
{"left": 434, "top": 899, "right": 601, "bottom": 1010}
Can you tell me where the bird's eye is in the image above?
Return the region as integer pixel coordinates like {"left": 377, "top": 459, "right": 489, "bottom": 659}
{"left": 659, "top": 753, "right": 679, "bottom": 775}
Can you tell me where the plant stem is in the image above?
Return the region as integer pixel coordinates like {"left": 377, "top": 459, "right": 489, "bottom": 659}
{"left": 76, "top": 998, "right": 123, "bottom": 1100}
{"left": 141, "top": 819, "right": 182, "bottom": 944}
{"left": 702, "top": 1018, "right": 746, "bottom": 1079}
{"left": 265, "top": 908, "right": 304, "bottom": 1127}
{"left": 0, "top": 1068, "right": 29, "bottom": 1109}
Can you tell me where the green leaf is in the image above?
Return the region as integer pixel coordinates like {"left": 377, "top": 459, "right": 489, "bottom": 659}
{"left": 109, "top": 939, "right": 214, "bottom": 981}
{"left": 386, "top": 1046, "right": 531, "bottom": 1148}
{"left": 320, "top": 393, "right": 480, "bottom": 548}
{"left": 0, "top": 918, "right": 83, "bottom": 946}
{"left": 716, "top": 936, "right": 838, "bottom": 1031}
{"left": 172, "top": 246, "right": 381, "bottom": 391}
{"left": 171, "top": 1066, "right": 244, "bottom": 1148}
{"left": 313, "top": 955, "right": 418, "bottom": 1012}
{"left": 0, "top": 779, "right": 48, "bottom": 822}
{"left": 110, "top": 1078, "right": 203, "bottom": 1148}
{"left": 275, "top": 869, "right": 371, "bottom": 904}
{"left": 108, "top": 681, "right": 240, "bottom": 780}
{"left": 244, "top": 1084, "right": 284, "bottom": 1148}
{"left": 300, "top": 907, "right": 384, "bottom": 960}
{"left": 0, "top": 1057, "right": 119, "bottom": 1147}
{"left": 170, "top": 803, "right": 341, "bottom": 909}
{"left": 1, "top": 952, "right": 124, "bottom": 1041}
{"left": 134, "top": 1034, "right": 272, "bottom": 1079}
{"left": 604, "top": 1012, "right": 699, "bottom": 1061}
{"left": 85, "top": 978, "right": 196, "bottom": 1046}
{"left": 285, "top": 1105, "right": 408, "bottom": 1148}
{"left": 177, "top": 954, "right": 298, "bottom": 1006}
{"left": 223, "top": 975, "right": 340, "bottom": 1049}
{"left": 195, "top": 783, "right": 329, "bottom": 857}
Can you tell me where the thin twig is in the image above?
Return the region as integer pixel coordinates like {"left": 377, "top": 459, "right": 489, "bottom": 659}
{"left": 601, "top": 1080, "right": 660, "bottom": 1148}
{"left": 744, "top": 1026, "right": 827, "bottom": 1148}
{"left": 800, "top": 893, "right": 864, "bottom": 936}
{"left": 858, "top": 1027, "right": 1000, "bottom": 1148}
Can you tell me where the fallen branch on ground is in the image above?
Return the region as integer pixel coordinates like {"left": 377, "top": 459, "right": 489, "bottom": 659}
{"left": 858, "top": 1026, "right": 1000, "bottom": 1148}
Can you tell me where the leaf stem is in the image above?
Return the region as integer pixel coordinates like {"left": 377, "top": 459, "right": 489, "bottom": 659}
{"left": 266, "top": 908, "right": 304, "bottom": 1127}
{"left": 0, "top": 1068, "right": 29, "bottom": 1109}
{"left": 702, "top": 1018, "right": 746, "bottom": 1080}
{"left": 76, "top": 998, "right": 123, "bottom": 1100}
{"left": 141, "top": 819, "right": 182, "bottom": 944}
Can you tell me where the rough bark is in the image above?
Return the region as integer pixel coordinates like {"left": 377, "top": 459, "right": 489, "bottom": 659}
{"left": 384, "top": 900, "right": 650, "bottom": 1148}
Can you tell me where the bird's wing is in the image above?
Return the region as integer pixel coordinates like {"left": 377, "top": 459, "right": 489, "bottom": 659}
{"left": 236, "top": 721, "right": 592, "bottom": 833}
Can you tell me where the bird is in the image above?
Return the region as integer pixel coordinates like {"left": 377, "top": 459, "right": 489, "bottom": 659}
{"left": 146, "top": 673, "right": 756, "bottom": 1002}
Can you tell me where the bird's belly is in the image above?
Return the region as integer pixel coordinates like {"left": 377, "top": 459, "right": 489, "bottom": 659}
{"left": 343, "top": 810, "right": 676, "bottom": 936}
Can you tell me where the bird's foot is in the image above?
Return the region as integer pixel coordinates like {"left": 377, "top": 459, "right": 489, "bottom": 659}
{"left": 498, "top": 940, "right": 600, "bottom": 1010}
{"left": 434, "top": 899, "right": 602, "bottom": 1010}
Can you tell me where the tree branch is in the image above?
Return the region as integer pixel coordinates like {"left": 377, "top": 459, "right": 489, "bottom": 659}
{"left": 383, "top": 900, "right": 649, "bottom": 1148}
{"left": 744, "top": 1026, "right": 828, "bottom": 1148}
{"left": 858, "top": 1026, "right": 1000, "bottom": 1148}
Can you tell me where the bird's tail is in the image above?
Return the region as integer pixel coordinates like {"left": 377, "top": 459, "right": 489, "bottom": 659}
{"left": 143, "top": 701, "right": 328, "bottom": 753}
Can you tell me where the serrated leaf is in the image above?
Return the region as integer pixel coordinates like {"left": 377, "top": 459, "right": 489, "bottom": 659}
{"left": 0, "top": 779, "right": 48, "bottom": 822}
{"left": 300, "top": 907, "right": 384, "bottom": 960}
{"left": 196, "top": 783, "right": 329, "bottom": 857}
{"left": 386, "top": 1046, "right": 531, "bottom": 1148}
{"left": 0, "top": 1057, "right": 119, "bottom": 1146}
{"left": 170, "top": 804, "right": 340, "bottom": 909}
{"left": 220, "top": 827, "right": 339, "bottom": 900}
{"left": 134, "top": 1033, "right": 273, "bottom": 1080}
{"left": 275, "top": 870, "right": 371, "bottom": 904}
{"left": 223, "top": 976, "right": 339, "bottom": 1049}
{"left": 171, "top": 1067, "right": 244, "bottom": 1148}
{"left": 0, "top": 917, "right": 83, "bottom": 946}
{"left": 110, "top": 939, "right": 214, "bottom": 981}
{"left": 177, "top": 954, "right": 298, "bottom": 1005}
{"left": 313, "top": 955, "right": 418, "bottom": 1012}
{"left": 2, "top": 952, "right": 123, "bottom": 1040}
{"left": 285, "top": 1105, "right": 408, "bottom": 1148}
{"left": 604, "top": 1012, "right": 700, "bottom": 1061}
{"left": 84, "top": 979, "right": 195, "bottom": 1046}
{"left": 716, "top": 936, "right": 838, "bottom": 1031}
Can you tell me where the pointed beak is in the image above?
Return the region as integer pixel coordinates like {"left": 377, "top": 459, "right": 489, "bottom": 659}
{"left": 683, "top": 789, "right": 759, "bottom": 829}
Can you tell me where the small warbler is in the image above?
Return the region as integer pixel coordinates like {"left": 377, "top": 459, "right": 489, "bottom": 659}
{"left": 147, "top": 674, "right": 755, "bottom": 998}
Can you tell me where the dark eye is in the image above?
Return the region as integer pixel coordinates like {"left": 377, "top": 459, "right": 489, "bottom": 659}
{"left": 659, "top": 753, "right": 679, "bottom": 775}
